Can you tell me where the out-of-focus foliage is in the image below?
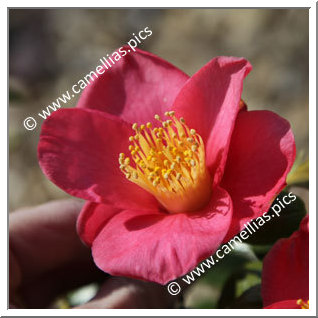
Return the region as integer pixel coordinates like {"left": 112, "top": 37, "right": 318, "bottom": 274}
{"left": 54, "top": 283, "right": 99, "bottom": 309}
{"left": 188, "top": 192, "right": 308, "bottom": 309}
{"left": 287, "top": 151, "right": 309, "bottom": 187}
{"left": 245, "top": 192, "right": 307, "bottom": 246}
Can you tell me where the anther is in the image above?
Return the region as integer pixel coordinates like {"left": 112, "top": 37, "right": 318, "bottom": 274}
{"left": 119, "top": 111, "right": 211, "bottom": 214}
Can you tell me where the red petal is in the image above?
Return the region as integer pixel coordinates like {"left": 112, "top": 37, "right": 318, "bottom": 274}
{"left": 77, "top": 202, "right": 120, "bottom": 247}
{"left": 221, "top": 110, "right": 296, "bottom": 241}
{"left": 172, "top": 56, "right": 252, "bottom": 184}
{"left": 264, "top": 299, "right": 303, "bottom": 309}
{"left": 261, "top": 215, "right": 309, "bottom": 307}
{"left": 91, "top": 186, "right": 232, "bottom": 284}
{"left": 77, "top": 46, "right": 189, "bottom": 124}
{"left": 38, "top": 108, "right": 158, "bottom": 211}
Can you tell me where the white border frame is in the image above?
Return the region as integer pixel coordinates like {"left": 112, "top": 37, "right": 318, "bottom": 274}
{"left": 4, "top": 1, "right": 316, "bottom": 316}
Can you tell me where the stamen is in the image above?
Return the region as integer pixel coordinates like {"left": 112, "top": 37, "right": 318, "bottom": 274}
{"left": 297, "top": 299, "right": 309, "bottom": 309}
{"left": 119, "top": 111, "right": 212, "bottom": 214}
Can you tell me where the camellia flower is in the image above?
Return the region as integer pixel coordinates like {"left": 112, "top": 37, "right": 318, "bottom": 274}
{"left": 38, "top": 47, "right": 295, "bottom": 284}
{"left": 262, "top": 215, "right": 309, "bottom": 309}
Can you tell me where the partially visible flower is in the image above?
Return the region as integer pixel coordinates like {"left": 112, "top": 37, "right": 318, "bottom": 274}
{"left": 262, "top": 215, "right": 309, "bottom": 309}
{"left": 38, "top": 47, "right": 296, "bottom": 284}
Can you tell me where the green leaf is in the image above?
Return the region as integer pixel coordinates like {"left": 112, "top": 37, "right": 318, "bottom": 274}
{"left": 198, "top": 247, "right": 255, "bottom": 288}
{"left": 194, "top": 300, "right": 218, "bottom": 309}
{"left": 287, "top": 151, "right": 309, "bottom": 187}
{"left": 249, "top": 245, "right": 272, "bottom": 260}
{"left": 217, "top": 265, "right": 262, "bottom": 309}
{"left": 188, "top": 246, "right": 257, "bottom": 309}
{"left": 230, "top": 284, "right": 263, "bottom": 309}
{"left": 245, "top": 191, "right": 306, "bottom": 245}
{"left": 236, "top": 272, "right": 261, "bottom": 298}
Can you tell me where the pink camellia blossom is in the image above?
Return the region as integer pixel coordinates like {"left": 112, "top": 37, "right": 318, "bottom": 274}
{"left": 38, "top": 47, "right": 296, "bottom": 285}
{"left": 262, "top": 215, "right": 309, "bottom": 309}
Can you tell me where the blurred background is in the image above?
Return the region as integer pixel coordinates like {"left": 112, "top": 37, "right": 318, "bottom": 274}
{"left": 9, "top": 9, "right": 309, "bottom": 308}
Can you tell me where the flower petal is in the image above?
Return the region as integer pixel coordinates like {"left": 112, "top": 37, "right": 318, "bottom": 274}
{"left": 91, "top": 186, "right": 232, "bottom": 285}
{"left": 172, "top": 56, "right": 252, "bottom": 184}
{"left": 261, "top": 215, "right": 309, "bottom": 307}
{"left": 77, "top": 46, "right": 189, "bottom": 124}
{"left": 38, "top": 108, "right": 158, "bottom": 211}
{"left": 264, "top": 300, "right": 302, "bottom": 309}
{"left": 77, "top": 202, "right": 120, "bottom": 247}
{"left": 221, "top": 110, "right": 296, "bottom": 241}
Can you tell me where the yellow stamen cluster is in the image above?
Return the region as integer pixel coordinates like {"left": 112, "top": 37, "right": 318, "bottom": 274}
{"left": 297, "top": 299, "right": 309, "bottom": 309}
{"left": 119, "top": 111, "right": 212, "bottom": 214}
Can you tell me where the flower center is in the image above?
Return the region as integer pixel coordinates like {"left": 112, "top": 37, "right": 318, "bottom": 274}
{"left": 297, "top": 299, "right": 309, "bottom": 309}
{"left": 119, "top": 111, "right": 212, "bottom": 214}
